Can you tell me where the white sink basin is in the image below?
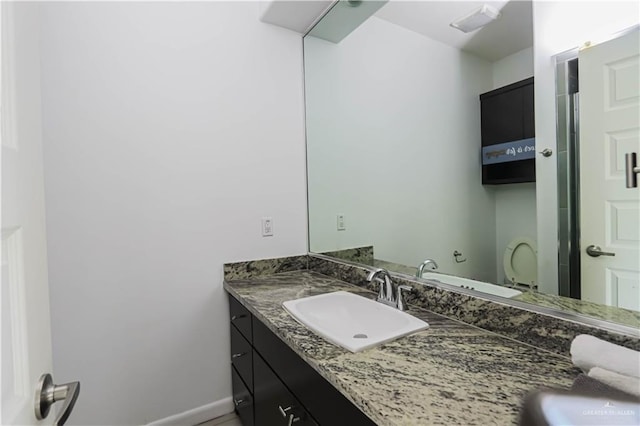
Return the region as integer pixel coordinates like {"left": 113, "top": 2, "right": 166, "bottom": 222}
{"left": 282, "top": 291, "right": 429, "bottom": 353}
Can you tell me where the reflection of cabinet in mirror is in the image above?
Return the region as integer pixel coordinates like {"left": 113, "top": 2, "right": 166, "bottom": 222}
{"left": 480, "top": 77, "right": 536, "bottom": 184}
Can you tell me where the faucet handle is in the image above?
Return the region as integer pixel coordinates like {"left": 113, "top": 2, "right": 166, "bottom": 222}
{"left": 371, "top": 276, "right": 386, "bottom": 300}
{"left": 396, "top": 285, "right": 413, "bottom": 311}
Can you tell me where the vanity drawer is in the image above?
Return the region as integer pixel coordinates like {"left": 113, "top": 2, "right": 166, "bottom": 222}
{"left": 252, "top": 317, "right": 374, "bottom": 426}
{"left": 253, "top": 350, "right": 317, "bottom": 426}
{"left": 229, "top": 294, "right": 252, "bottom": 342}
{"left": 231, "top": 324, "right": 253, "bottom": 391}
{"left": 232, "top": 366, "right": 254, "bottom": 426}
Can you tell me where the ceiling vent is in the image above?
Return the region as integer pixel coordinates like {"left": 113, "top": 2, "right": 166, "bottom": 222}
{"left": 450, "top": 4, "right": 501, "bottom": 33}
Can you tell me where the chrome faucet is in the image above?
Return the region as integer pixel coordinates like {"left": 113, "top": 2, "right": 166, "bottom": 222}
{"left": 416, "top": 259, "right": 438, "bottom": 278}
{"left": 367, "top": 268, "right": 393, "bottom": 304}
{"left": 366, "top": 268, "right": 412, "bottom": 311}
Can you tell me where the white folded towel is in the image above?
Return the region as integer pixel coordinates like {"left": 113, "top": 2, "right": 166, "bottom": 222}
{"left": 570, "top": 334, "right": 640, "bottom": 378}
{"left": 589, "top": 367, "right": 640, "bottom": 397}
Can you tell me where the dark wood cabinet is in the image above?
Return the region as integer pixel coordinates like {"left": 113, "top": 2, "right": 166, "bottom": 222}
{"left": 229, "top": 294, "right": 253, "bottom": 341}
{"left": 480, "top": 77, "right": 535, "bottom": 184}
{"left": 228, "top": 293, "right": 375, "bottom": 426}
{"left": 232, "top": 366, "right": 254, "bottom": 426}
{"left": 230, "top": 325, "right": 253, "bottom": 390}
{"left": 253, "top": 351, "right": 317, "bottom": 426}
{"left": 252, "top": 318, "right": 373, "bottom": 426}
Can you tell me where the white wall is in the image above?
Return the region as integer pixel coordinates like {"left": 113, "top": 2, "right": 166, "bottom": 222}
{"left": 492, "top": 46, "right": 533, "bottom": 88}
{"left": 491, "top": 47, "right": 536, "bottom": 284}
{"left": 38, "top": 3, "right": 307, "bottom": 425}
{"left": 306, "top": 17, "right": 498, "bottom": 282}
{"left": 532, "top": 1, "right": 640, "bottom": 294}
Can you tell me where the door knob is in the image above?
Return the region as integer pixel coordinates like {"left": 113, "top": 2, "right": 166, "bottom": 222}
{"left": 34, "top": 373, "right": 80, "bottom": 426}
{"left": 586, "top": 245, "right": 615, "bottom": 257}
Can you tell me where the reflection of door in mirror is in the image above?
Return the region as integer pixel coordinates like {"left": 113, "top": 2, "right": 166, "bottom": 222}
{"left": 579, "top": 29, "right": 640, "bottom": 310}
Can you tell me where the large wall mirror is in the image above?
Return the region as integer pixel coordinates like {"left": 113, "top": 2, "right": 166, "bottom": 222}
{"left": 305, "top": 0, "right": 640, "bottom": 330}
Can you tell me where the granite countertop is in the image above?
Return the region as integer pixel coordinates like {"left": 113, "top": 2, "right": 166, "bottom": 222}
{"left": 224, "top": 270, "right": 579, "bottom": 426}
{"left": 514, "top": 291, "right": 640, "bottom": 329}
{"left": 366, "top": 255, "right": 640, "bottom": 330}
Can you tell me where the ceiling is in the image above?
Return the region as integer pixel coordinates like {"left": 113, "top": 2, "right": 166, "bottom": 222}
{"left": 374, "top": 0, "right": 533, "bottom": 62}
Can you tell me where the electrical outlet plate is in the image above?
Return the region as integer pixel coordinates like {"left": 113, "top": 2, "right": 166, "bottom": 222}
{"left": 262, "top": 217, "right": 273, "bottom": 237}
{"left": 337, "top": 214, "right": 346, "bottom": 231}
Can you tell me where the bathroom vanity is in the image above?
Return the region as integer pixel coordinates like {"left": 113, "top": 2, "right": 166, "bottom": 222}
{"left": 224, "top": 258, "right": 585, "bottom": 426}
{"left": 229, "top": 294, "right": 373, "bottom": 426}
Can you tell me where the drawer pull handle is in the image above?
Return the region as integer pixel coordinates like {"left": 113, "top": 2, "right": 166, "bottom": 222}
{"left": 234, "top": 398, "right": 249, "bottom": 407}
{"left": 232, "top": 352, "right": 246, "bottom": 359}
{"left": 288, "top": 414, "right": 301, "bottom": 426}
{"left": 231, "top": 314, "right": 247, "bottom": 321}
{"left": 279, "top": 405, "right": 301, "bottom": 425}
{"left": 278, "top": 405, "right": 292, "bottom": 417}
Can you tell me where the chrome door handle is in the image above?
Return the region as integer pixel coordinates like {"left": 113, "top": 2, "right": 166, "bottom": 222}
{"left": 586, "top": 245, "right": 615, "bottom": 257}
{"left": 625, "top": 152, "right": 639, "bottom": 188}
{"left": 35, "top": 373, "right": 80, "bottom": 426}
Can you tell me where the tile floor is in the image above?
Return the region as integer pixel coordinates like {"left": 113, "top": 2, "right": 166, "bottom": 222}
{"left": 197, "top": 412, "right": 241, "bottom": 426}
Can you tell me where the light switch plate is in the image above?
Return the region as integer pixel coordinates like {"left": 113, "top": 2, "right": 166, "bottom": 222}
{"left": 262, "top": 217, "right": 273, "bottom": 237}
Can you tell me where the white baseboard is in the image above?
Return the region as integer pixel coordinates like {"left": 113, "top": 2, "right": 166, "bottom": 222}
{"left": 147, "top": 397, "right": 234, "bottom": 426}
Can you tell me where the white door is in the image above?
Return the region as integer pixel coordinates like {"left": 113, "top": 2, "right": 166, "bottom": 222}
{"left": 579, "top": 28, "right": 640, "bottom": 311}
{"left": 2, "top": 3, "right": 78, "bottom": 425}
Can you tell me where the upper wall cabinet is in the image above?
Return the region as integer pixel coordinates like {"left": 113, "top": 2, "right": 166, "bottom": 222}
{"left": 480, "top": 77, "right": 535, "bottom": 185}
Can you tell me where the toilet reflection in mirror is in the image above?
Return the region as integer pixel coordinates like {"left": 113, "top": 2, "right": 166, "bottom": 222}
{"left": 304, "top": 0, "right": 640, "bottom": 328}
{"left": 503, "top": 237, "right": 537, "bottom": 288}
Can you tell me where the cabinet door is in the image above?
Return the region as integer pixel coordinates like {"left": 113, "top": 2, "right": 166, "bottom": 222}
{"left": 522, "top": 82, "right": 535, "bottom": 138}
{"left": 253, "top": 350, "right": 317, "bottom": 426}
{"left": 253, "top": 317, "right": 375, "bottom": 426}
{"left": 229, "top": 294, "right": 253, "bottom": 342}
{"left": 480, "top": 78, "right": 536, "bottom": 184}
{"left": 230, "top": 324, "right": 253, "bottom": 391}
{"left": 232, "top": 366, "right": 254, "bottom": 426}
{"left": 480, "top": 87, "right": 524, "bottom": 146}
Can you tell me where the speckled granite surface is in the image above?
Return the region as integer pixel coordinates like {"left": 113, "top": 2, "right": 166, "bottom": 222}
{"left": 223, "top": 255, "right": 640, "bottom": 354}
{"left": 320, "top": 246, "right": 375, "bottom": 265}
{"left": 308, "top": 255, "right": 640, "bottom": 354}
{"left": 373, "top": 259, "right": 418, "bottom": 276}
{"left": 223, "top": 255, "right": 308, "bottom": 280}
{"left": 316, "top": 249, "right": 420, "bottom": 277}
{"left": 515, "top": 291, "right": 640, "bottom": 330}
{"left": 224, "top": 271, "right": 578, "bottom": 426}
{"left": 334, "top": 255, "right": 638, "bottom": 328}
